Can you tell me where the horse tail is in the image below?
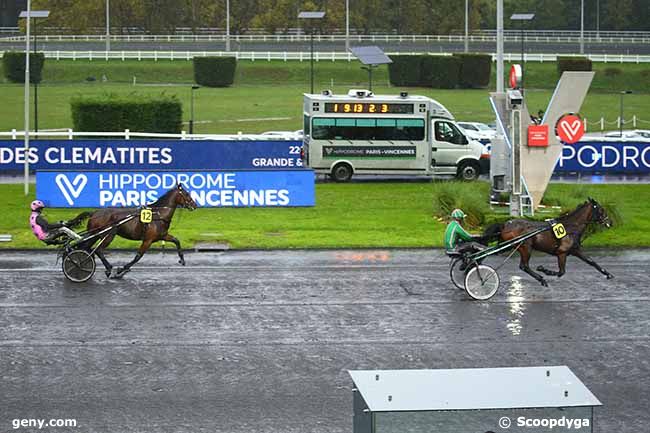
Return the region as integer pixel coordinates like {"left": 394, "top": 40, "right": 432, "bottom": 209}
{"left": 481, "top": 222, "right": 504, "bottom": 244}
{"left": 67, "top": 211, "right": 93, "bottom": 229}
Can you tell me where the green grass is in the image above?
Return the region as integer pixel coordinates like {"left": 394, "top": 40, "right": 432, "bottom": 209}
{"left": 1, "top": 59, "right": 649, "bottom": 133}
{"left": 3, "top": 182, "right": 650, "bottom": 250}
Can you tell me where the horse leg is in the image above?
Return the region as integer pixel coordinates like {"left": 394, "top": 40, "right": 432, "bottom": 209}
{"left": 163, "top": 233, "right": 185, "bottom": 266}
{"left": 95, "top": 232, "right": 117, "bottom": 277}
{"left": 537, "top": 253, "right": 567, "bottom": 278}
{"left": 572, "top": 249, "right": 614, "bottom": 279}
{"left": 115, "top": 239, "right": 153, "bottom": 278}
{"left": 518, "top": 246, "right": 548, "bottom": 287}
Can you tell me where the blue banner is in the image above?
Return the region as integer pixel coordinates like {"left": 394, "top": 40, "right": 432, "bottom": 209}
{"left": 36, "top": 170, "right": 315, "bottom": 208}
{"left": 0, "top": 139, "right": 303, "bottom": 172}
{"left": 556, "top": 140, "right": 650, "bottom": 173}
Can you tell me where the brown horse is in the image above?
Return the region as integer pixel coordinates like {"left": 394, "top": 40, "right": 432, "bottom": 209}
{"left": 482, "top": 198, "right": 613, "bottom": 287}
{"left": 86, "top": 183, "right": 197, "bottom": 279}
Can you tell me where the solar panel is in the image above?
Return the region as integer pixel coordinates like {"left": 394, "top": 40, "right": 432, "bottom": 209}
{"left": 298, "top": 11, "right": 325, "bottom": 19}
{"left": 350, "top": 46, "right": 392, "bottom": 66}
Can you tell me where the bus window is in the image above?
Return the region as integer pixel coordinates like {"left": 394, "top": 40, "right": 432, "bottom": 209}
{"left": 435, "top": 121, "right": 467, "bottom": 145}
{"left": 312, "top": 117, "right": 424, "bottom": 141}
{"left": 304, "top": 115, "right": 310, "bottom": 137}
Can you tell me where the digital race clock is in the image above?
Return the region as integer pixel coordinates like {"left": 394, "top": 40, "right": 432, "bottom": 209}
{"left": 324, "top": 103, "right": 414, "bottom": 114}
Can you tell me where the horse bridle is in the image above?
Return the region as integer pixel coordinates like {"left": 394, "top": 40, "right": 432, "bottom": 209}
{"left": 590, "top": 201, "right": 611, "bottom": 227}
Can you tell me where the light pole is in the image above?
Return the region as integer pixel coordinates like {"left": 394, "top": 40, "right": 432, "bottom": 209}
{"left": 20, "top": 10, "right": 49, "bottom": 134}
{"left": 298, "top": 11, "right": 325, "bottom": 94}
{"left": 464, "top": 0, "right": 469, "bottom": 53}
{"left": 620, "top": 90, "right": 632, "bottom": 137}
{"left": 106, "top": 0, "right": 110, "bottom": 52}
{"left": 22, "top": 1, "right": 31, "bottom": 196}
{"left": 225, "top": 0, "right": 230, "bottom": 52}
{"left": 190, "top": 85, "right": 200, "bottom": 134}
{"left": 345, "top": 0, "right": 350, "bottom": 52}
{"left": 496, "top": 0, "right": 504, "bottom": 93}
{"left": 510, "top": 14, "right": 535, "bottom": 95}
{"left": 580, "top": 0, "right": 584, "bottom": 54}
{"left": 596, "top": 0, "right": 600, "bottom": 38}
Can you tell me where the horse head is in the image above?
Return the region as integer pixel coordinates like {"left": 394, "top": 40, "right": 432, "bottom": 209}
{"left": 588, "top": 197, "right": 611, "bottom": 228}
{"left": 175, "top": 183, "right": 198, "bottom": 210}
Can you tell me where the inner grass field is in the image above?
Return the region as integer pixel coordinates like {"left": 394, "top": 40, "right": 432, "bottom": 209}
{"left": 2, "top": 182, "right": 649, "bottom": 249}
{"left": 1, "top": 59, "right": 649, "bottom": 133}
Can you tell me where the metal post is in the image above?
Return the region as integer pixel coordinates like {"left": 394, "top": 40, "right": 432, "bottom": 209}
{"left": 345, "top": 0, "right": 350, "bottom": 52}
{"left": 521, "top": 24, "right": 525, "bottom": 94}
{"left": 310, "top": 28, "right": 314, "bottom": 94}
{"left": 464, "top": 0, "right": 469, "bottom": 53}
{"left": 596, "top": 0, "right": 600, "bottom": 38}
{"left": 619, "top": 92, "right": 624, "bottom": 138}
{"left": 190, "top": 87, "right": 195, "bottom": 134}
{"left": 580, "top": 0, "right": 584, "bottom": 54}
{"left": 226, "top": 0, "right": 231, "bottom": 52}
{"left": 106, "top": 0, "right": 110, "bottom": 52}
{"left": 24, "top": 0, "right": 31, "bottom": 196}
{"left": 496, "top": 0, "right": 504, "bottom": 93}
{"left": 34, "top": 19, "right": 38, "bottom": 133}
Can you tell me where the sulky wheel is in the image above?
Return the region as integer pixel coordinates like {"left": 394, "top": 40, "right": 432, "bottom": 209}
{"left": 464, "top": 264, "right": 500, "bottom": 300}
{"left": 62, "top": 249, "right": 96, "bottom": 283}
{"left": 449, "top": 257, "right": 468, "bottom": 290}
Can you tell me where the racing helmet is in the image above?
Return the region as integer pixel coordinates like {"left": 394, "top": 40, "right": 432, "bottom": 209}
{"left": 31, "top": 200, "right": 45, "bottom": 211}
{"left": 451, "top": 208, "right": 466, "bottom": 219}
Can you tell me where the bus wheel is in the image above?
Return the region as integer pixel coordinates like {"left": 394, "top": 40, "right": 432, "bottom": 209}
{"left": 331, "top": 163, "right": 353, "bottom": 182}
{"left": 457, "top": 161, "right": 480, "bottom": 181}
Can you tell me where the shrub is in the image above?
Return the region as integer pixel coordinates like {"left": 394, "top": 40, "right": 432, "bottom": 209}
{"left": 388, "top": 55, "right": 424, "bottom": 87}
{"left": 2, "top": 51, "right": 45, "bottom": 83}
{"left": 603, "top": 67, "right": 622, "bottom": 77}
{"left": 453, "top": 53, "right": 492, "bottom": 88}
{"left": 423, "top": 56, "right": 461, "bottom": 89}
{"left": 557, "top": 56, "right": 592, "bottom": 75}
{"left": 70, "top": 93, "right": 182, "bottom": 133}
{"left": 193, "top": 56, "right": 237, "bottom": 87}
{"left": 432, "top": 181, "right": 490, "bottom": 228}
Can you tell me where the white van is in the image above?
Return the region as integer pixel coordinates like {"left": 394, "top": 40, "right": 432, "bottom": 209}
{"left": 302, "top": 89, "right": 488, "bottom": 181}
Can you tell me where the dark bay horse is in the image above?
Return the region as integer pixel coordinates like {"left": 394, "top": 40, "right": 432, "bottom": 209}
{"left": 86, "top": 183, "right": 197, "bottom": 278}
{"left": 482, "top": 198, "right": 613, "bottom": 287}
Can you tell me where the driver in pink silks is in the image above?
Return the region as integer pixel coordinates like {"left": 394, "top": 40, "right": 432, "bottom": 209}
{"left": 29, "top": 200, "right": 82, "bottom": 245}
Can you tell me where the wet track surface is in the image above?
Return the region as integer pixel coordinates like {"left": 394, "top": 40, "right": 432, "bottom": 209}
{"left": 1, "top": 249, "right": 648, "bottom": 432}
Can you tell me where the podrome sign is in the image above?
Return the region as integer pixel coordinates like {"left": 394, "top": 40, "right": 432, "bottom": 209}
{"left": 37, "top": 171, "right": 315, "bottom": 208}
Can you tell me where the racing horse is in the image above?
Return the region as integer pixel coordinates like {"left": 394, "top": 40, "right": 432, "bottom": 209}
{"left": 482, "top": 198, "right": 613, "bottom": 287}
{"left": 85, "top": 183, "right": 197, "bottom": 278}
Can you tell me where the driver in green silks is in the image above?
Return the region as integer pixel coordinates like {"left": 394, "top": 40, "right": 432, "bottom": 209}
{"left": 444, "top": 209, "right": 486, "bottom": 254}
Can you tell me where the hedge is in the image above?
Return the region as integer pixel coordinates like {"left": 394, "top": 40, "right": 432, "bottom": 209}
{"left": 388, "top": 55, "right": 425, "bottom": 87}
{"left": 193, "top": 56, "right": 237, "bottom": 87}
{"left": 557, "top": 56, "right": 593, "bottom": 74}
{"left": 424, "top": 56, "right": 461, "bottom": 89}
{"left": 70, "top": 93, "right": 183, "bottom": 133}
{"left": 453, "top": 53, "right": 492, "bottom": 88}
{"left": 2, "top": 51, "right": 45, "bottom": 84}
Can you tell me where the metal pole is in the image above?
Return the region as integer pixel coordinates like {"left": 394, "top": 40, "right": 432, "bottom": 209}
{"left": 580, "top": 0, "right": 584, "bottom": 54}
{"left": 106, "top": 0, "right": 110, "bottom": 52}
{"left": 464, "top": 0, "right": 469, "bottom": 53}
{"left": 226, "top": 0, "right": 231, "bottom": 52}
{"left": 596, "top": 0, "right": 600, "bottom": 38}
{"left": 190, "top": 88, "right": 195, "bottom": 134}
{"left": 34, "top": 19, "right": 38, "bottom": 133}
{"left": 496, "top": 0, "right": 504, "bottom": 93}
{"left": 24, "top": 0, "right": 31, "bottom": 196}
{"left": 345, "top": 0, "right": 349, "bottom": 52}
{"left": 310, "top": 28, "right": 314, "bottom": 94}
{"left": 521, "top": 24, "right": 525, "bottom": 94}
{"left": 619, "top": 92, "right": 624, "bottom": 138}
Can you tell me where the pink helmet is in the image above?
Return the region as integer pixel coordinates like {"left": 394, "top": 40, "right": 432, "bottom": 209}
{"left": 30, "top": 200, "right": 45, "bottom": 211}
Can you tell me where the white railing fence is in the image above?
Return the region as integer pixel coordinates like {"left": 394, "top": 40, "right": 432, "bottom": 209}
{"left": 2, "top": 50, "right": 650, "bottom": 63}
{"left": 584, "top": 116, "right": 650, "bottom": 132}
{"left": 0, "top": 129, "right": 301, "bottom": 141}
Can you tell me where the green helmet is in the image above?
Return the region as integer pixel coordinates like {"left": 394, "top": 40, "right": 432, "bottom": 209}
{"left": 451, "top": 209, "right": 466, "bottom": 219}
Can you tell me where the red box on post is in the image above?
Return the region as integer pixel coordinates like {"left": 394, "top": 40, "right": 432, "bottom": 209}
{"left": 528, "top": 125, "right": 549, "bottom": 147}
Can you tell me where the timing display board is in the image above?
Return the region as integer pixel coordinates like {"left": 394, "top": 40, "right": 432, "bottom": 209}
{"left": 324, "top": 102, "right": 414, "bottom": 114}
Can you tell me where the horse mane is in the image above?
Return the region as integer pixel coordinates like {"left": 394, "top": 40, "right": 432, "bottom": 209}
{"left": 151, "top": 186, "right": 177, "bottom": 207}
{"left": 557, "top": 200, "right": 590, "bottom": 221}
